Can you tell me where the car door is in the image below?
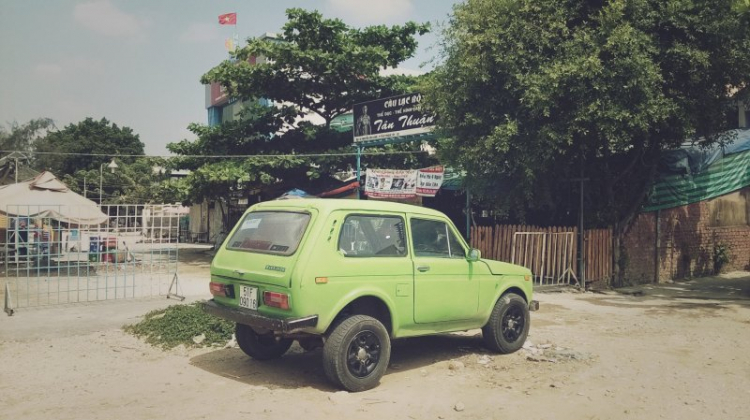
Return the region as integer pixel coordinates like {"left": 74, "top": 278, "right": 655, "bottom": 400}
{"left": 410, "top": 217, "right": 479, "bottom": 323}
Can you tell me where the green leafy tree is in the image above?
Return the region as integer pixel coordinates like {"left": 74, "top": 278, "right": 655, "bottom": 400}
{"left": 202, "top": 8, "right": 429, "bottom": 127}
{"left": 425, "top": 0, "right": 750, "bottom": 283}
{"left": 61, "top": 157, "right": 186, "bottom": 205}
{"left": 169, "top": 9, "right": 434, "bottom": 224}
{"left": 0, "top": 118, "right": 55, "bottom": 153}
{"left": 0, "top": 118, "right": 55, "bottom": 182}
{"left": 34, "top": 117, "right": 145, "bottom": 175}
{"left": 735, "top": 0, "right": 750, "bottom": 15}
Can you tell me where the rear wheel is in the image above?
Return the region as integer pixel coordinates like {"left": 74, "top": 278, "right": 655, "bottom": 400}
{"left": 235, "top": 323, "right": 293, "bottom": 360}
{"left": 482, "top": 293, "right": 530, "bottom": 354}
{"left": 323, "top": 315, "right": 390, "bottom": 392}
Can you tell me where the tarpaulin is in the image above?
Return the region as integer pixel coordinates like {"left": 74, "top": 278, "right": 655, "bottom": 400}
{"left": 643, "top": 128, "right": 750, "bottom": 211}
{"left": 0, "top": 171, "right": 108, "bottom": 225}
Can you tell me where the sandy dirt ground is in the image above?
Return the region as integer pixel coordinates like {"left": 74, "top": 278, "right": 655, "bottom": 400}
{"left": 1, "top": 247, "right": 749, "bottom": 420}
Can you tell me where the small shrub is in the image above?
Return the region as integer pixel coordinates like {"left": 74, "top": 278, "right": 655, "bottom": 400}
{"left": 124, "top": 301, "right": 234, "bottom": 349}
{"left": 712, "top": 243, "right": 731, "bottom": 274}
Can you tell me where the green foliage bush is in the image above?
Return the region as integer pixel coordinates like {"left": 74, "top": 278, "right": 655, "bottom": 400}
{"left": 713, "top": 243, "right": 732, "bottom": 274}
{"left": 123, "top": 302, "right": 234, "bottom": 349}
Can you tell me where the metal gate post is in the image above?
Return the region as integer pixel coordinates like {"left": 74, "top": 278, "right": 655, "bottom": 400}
{"left": 540, "top": 234, "right": 547, "bottom": 285}
{"left": 4, "top": 282, "right": 14, "bottom": 316}
{"left": 166, "top": 273, "right": 185, "bottom": 301}
{"left": 356, "top": 145, "right": 362, "bottom": 199}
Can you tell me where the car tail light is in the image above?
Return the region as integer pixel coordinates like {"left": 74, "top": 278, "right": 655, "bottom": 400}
{"left": 263, "top": 291, "right": 290, "bottom": 310}
{"left": 209, "top": 282, "right": 234, "bottom": 298}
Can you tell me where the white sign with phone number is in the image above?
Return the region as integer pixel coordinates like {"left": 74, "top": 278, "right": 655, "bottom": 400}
{"left": 365, "top": 166, "right": 444, "bottom": 199}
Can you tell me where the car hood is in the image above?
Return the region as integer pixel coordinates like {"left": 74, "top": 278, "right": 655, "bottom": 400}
{"left": 481, "top": 259, "right": 532, "bottom": 276}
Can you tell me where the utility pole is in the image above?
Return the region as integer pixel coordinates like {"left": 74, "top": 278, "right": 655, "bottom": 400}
{"left": 567, "top": 154, "right": 589, "bottom": 289}
{"left": 569, "top": 166, "right": 589, "bottom": 288}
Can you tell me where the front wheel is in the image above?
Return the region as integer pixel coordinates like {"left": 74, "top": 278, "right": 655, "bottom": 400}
{"left": 323, "top": 315, "right": 391, "bottom": 392}
{"left": 482, "top": 293, "right": 530, "bottom": 354}
{"left": 235, "top": 323, "right": 293, "bottom": 360}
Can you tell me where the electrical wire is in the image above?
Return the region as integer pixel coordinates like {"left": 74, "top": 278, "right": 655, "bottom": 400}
{"left": 0, "top": 149, "right": 428, "bottom": 159}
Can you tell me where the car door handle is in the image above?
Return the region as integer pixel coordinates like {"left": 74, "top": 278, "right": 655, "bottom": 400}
{"left": 417, "top": 266, "right": 430, "bottom": 272}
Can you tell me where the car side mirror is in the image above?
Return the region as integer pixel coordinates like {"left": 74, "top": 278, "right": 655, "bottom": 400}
{"left": 467, "top": 248, "right": 481, "bottom": 262}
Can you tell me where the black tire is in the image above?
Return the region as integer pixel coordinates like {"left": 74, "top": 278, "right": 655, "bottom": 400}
{"left": 235, "top": 323, "right": 293, "bottom": 360}
{"left": 323, "top": 315, "right": 391, "bottom": 392}
{"left": 482, "top": 293, "right": 530, "bottom": 354}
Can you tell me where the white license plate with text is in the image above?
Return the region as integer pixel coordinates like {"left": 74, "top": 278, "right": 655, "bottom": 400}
{"left": 239, "top": 285, "right": 258, "bottom": 310}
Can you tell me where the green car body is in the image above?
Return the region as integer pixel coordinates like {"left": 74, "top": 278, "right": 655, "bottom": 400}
{"left": 204, "top": 198, "right": 537, "bottom": 391}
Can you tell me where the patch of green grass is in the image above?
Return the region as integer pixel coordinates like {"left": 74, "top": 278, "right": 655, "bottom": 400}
{"left": 124, "top": 301, "right": 234, "bottom": 349}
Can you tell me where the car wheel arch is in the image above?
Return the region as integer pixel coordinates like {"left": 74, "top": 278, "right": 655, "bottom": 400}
{"left": 326, "top": 294, "right": 394, "bottom": 337}
{"left": 501, "top": 286, "right": 528, "bottom": 303}
{"left": 483, "top": 285, "right": 529, "bottom": 324}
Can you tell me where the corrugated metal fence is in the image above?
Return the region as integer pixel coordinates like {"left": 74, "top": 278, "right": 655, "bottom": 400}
{"left": 470, "top": 225, "right": 612, "bottom": 286}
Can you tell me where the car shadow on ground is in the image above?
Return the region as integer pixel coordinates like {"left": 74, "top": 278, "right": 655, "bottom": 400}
{"left": 189, "top": 332, "right": 493, "bottom": 391}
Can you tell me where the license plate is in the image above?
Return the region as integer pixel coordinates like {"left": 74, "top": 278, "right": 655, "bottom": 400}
{"left": 239, "top": 285, "right": 258, "bottom": 310}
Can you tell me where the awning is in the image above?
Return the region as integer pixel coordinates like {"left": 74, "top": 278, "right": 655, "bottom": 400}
{"left": 0, "top": 171, "right": 108, "bottom": 225}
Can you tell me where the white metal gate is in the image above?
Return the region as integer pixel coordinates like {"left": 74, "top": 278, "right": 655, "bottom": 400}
{"left": 3, "top": 204, "right": 186, "bottom": 315}
{"left": 511, "top": 232, "right": 579, "bottom": 287}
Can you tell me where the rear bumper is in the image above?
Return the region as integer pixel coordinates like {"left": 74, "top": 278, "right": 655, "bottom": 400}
{"left": 203, "top": 299, "right": 318, "bottom": 334}
{"left": 529, "top": 300, "right": 540, "bottom": 311}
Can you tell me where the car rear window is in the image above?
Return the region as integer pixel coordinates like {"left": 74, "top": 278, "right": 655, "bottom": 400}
{"left": 227, "top": 211, "right": 310, "bottom": 255}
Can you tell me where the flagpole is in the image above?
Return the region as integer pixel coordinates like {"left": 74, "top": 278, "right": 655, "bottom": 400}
{"left": 219, "top": 12, "right": 238, "bottom": 55}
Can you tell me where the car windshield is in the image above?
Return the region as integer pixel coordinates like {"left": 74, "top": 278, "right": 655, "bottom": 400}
{"left": 227, "top": 211, "right": 310, "bottom": 256}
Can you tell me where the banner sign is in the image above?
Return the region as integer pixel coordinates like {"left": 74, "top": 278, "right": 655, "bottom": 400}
{"left": 208, "top": 82, "right": 229, "bottom": 107}
{"left": 353, "top": 93, "right": 435, "bottom": 143}
{"left": 364, "top": 166, "right": 444, "bottom": 199}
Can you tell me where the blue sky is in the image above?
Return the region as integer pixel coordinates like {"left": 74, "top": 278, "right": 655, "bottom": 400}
{"left": 0, "top": 0, "right": 459, "bottom": 155}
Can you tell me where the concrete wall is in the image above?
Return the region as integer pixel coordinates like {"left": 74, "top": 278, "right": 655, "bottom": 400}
{"left": 623, "top": 187, "right": 750, "bottom": 283}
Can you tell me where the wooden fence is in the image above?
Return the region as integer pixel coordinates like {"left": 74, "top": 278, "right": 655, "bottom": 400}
{"left": 470, "top": 225, "right": 612, "bottom": 286}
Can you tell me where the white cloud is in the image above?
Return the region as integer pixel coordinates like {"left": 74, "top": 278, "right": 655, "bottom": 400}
{"left": 73, "top": 0, "right": 147, "bottom": 40}
{"left": 326, "top": 0, "right": 415, "bottom": 26}
{"left": 180, "top": 23, "right": 221, "bottom": 43}
{"left": 33, "top": 58, "right": 105, "bottom": 80}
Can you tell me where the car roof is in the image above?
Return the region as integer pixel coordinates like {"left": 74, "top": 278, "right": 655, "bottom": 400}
{"left": 251, "top": 198, "right": 448, "bottom": 218}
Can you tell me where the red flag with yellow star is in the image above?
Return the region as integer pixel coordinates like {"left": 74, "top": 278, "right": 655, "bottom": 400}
{"left": 218, "top": 13, "right": 236, "bottom": 25}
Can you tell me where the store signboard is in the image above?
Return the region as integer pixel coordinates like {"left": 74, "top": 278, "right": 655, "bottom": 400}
{"left": 353, "top": 93, "right": 435, "bottom": 143}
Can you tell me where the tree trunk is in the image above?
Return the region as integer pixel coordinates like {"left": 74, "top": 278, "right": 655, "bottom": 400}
{"left": 612, "top": 142, "right": 660, "bottom": 287}
{"left": 218, "top": 200, "right": 228, "bottom": 233}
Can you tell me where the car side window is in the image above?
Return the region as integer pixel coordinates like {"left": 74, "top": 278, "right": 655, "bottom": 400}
{"left": 448, "top": 227, "right": 466, "bottom": 258}
{"left": 338, "top": 215, "right": 406, "bottom": 257}
{"left": 411, "top": 218, "right": 466, "bottom": 258}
